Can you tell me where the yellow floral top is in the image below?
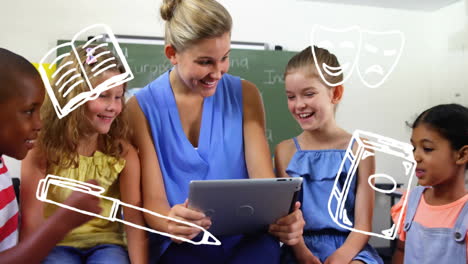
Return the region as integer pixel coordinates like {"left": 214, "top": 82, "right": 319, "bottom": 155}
{"left": 43, "top": 151, "right": 126, "bottom": 249}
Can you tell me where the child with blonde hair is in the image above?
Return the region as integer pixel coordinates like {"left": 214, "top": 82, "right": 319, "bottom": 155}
{"left": 275, "top": 46, "right": 383, "bottom": 264}
{"left": 20, "top": 45, "right": 148, "bottom": 264}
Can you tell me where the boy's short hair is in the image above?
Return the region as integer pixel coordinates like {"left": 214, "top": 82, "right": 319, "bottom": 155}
{"left": 0, "top": 48, "right": 40, "bottom": 104}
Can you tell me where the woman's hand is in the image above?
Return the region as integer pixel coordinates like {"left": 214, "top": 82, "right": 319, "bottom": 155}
{"left": 167, "top": 200, "right": 212, "bottom": 243}
{"left": 268, "top": 201, "right": 305, "bottom": 246}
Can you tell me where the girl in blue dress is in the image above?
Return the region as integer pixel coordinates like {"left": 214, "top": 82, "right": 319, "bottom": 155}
{"left": 127, "top": 0, "right": 305, "bottom": 263}
{"left": 274, "top": 46, "right": 383, "bottom": 264}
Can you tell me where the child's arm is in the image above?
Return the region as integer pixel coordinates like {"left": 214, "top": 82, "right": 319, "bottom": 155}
{"left": 120, "top": 142, "right": 148, "bottom": 264}
{"left": 392, "top": 239, "right": 404, "bottom": 264}
{"left": 19, "top": 148, "right": 47, "bottom": 240}
{"left": 0, "top": 188, "right": 101, "bottom": 263}
{"left": 271, "top": 142, "right": 320, "bottom": 264}
{"left": 325, "top": 147, "right": 376, "bottom": 264}
{"left": 273, "top": 140, "right": 295, "bottom": 179}
{"left": 291, "top": 238, "right": 323, "bottom": 264}
{"left": 241, "top": 80, "right": 277, "bottom": 179}
{"left": 242, "top": 81, "right": 306, "bottom": 246}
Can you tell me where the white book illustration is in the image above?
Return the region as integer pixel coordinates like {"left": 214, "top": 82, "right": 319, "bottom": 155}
{"left": 328, "top": 130, "right": 416, "bottom": 240}
{"left": 38, "top": 24, "right": 134, "bottom": 119}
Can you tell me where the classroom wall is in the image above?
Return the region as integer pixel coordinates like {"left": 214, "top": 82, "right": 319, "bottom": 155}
{"left": 432, "top": 1, "right": 468, "bottom": 184}
{"left": 429, "top": 0, "right": 468, "bottom": 106}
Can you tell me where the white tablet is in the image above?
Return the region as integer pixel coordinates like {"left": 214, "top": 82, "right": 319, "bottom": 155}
{"left": 188, "top": 178, "right": 303, "bottom": 236}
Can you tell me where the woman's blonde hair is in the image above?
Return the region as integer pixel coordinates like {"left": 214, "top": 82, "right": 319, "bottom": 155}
{"left": 39, "top": 45, "right": 130, "bottom": 168}
{"left": 160, "top": 0, "right": 232, "bottom": 51}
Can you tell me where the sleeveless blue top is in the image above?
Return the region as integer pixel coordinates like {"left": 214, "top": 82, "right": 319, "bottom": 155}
{"left": 135, "top": 71, "right": 248, "bottom": 206}
{"left": 285, "top": 138, "right": 356, "bottom": 232}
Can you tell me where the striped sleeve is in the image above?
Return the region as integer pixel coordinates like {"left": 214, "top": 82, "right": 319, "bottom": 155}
{"left": 0, "top": 157, "right": 19, "bottom": 251}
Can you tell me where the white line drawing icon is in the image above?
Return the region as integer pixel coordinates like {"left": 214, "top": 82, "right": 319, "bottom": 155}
{"left": 38, "top": 24, "right": 134, "bottom": 119}
{"left": 36, "top": 174, "right": 221, "bottom": 246}
{"left": 310, "top": 25, "right": 405, "bottom": 89}
{"left": 310, "top": 25, "right": 362, "bottom": 87}
{"left": 356, "top": 30, "right": 405, "bottom": 89}
{"left": 327, "top": 130, "right": 416, "bottom": 240}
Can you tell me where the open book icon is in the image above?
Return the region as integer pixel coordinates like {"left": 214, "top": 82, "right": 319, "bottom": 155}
{"left": 38, "top": 24, "right": 134, "bottom": 119}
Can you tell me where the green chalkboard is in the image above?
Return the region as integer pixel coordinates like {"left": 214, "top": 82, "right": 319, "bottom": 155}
{"left": 57, "top": 40, "right": 301, "bottom": 155}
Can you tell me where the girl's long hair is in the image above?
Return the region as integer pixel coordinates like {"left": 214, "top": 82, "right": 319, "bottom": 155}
{"left": 39, "top": 45, "right": 130, "bottom": 168}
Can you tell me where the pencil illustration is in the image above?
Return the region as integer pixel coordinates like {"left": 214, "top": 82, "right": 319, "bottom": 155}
{"left": 36, "top": 175, "right": 221, "bottom": 246}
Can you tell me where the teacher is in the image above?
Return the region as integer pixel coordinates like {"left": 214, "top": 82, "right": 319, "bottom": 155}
{"left": 127, "top": 0, "right": 305, "bottom": 263}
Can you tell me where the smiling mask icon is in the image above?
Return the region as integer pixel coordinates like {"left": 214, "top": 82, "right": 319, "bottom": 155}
{"left": 356, "top": 30, "right": 405, "bottom": 89}
{"left": 310, "top": 25, "right": 361, "bottom": 86}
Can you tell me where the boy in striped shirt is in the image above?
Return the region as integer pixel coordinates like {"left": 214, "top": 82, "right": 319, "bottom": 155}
{"left": 0, "top": 156, "right": 19, "bottom": 251}
{"left": 0, "top": 48, "right": 102, "bottom": 263}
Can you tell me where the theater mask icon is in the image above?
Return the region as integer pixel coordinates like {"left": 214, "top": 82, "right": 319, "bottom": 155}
{"left": 328, "top": 130, "right": 416, "bottom": 240}
{"left": 356, "top": 30, "right": 405, "bottom": 89}
{"left": 310, "top": 25, "right": 361, "bottom": 86}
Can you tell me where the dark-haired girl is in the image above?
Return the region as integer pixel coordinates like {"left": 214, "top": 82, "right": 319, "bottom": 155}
{"left": 392, "top": 103, "right": 468, "bottom": 264}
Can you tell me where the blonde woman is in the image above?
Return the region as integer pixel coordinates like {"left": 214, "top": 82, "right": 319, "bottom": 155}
{"left": 127, "top": 0, "right": 305, "bottom": 263}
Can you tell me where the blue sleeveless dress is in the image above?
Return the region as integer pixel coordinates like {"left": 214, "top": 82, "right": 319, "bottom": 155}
{"left": 280, "top": 138, "right": 382, "bottom": 264}
{"left": 136, "top": 71, "right": 279, "bottom": 264}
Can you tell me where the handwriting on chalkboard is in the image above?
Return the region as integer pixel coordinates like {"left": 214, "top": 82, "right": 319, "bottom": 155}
{"left": 133, "top": 61, "right": 172, "bottom": 77}
{"left": 264, "top": 70, "right": 284, "bottom": 85}
{"left": 230, "top": 57, "right": 249, "bottom": 69}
